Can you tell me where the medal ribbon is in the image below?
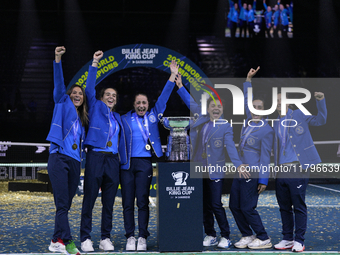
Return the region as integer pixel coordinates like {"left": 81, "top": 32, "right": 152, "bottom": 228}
{"left": 134, "top": 112, "right": 149, "bottom": 146}
{"left": 73, "top": 118, "right": 79, "bottom": 145}
{"left": 109, "top": 112, "right": 119, "bottom": 141}
{"left": 278, "top": 115, "right": 288, "bottom": 155}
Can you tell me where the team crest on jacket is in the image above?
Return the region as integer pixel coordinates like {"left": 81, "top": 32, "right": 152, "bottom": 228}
{"left": 247, "top": 138, "right": 255, "bottom": 146}
{"left": 149, "top": 114, "right": 156, "bottom": 123}
{"left": 295, "top": 126, "right": 304, "bottom": 134}
{"left": 214, "top": 140, "right": 222, "bottom": 148}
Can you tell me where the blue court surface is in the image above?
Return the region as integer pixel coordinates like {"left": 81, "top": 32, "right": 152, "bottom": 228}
{"left": 0, "top": 184, "right": 339, "bottom": 254}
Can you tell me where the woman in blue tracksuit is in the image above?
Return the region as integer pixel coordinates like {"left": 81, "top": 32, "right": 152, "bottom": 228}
{"left": 229, "top": 67, "right": 273, "bottom": 249}
{"left": 263, "top": 1, "right": 273, "bottom": 38}
{"left": 246, "top": 0, "right": 257, "bottom": 38}
{"left": 120, "top": 60, "right": 178, "bottom": 252}
{"left": 47, "top": 46, "right": 87, "bottom": 255}
{"left": 80, "top": 51, "right": 127, "bottom": 252}
{"left": 228, "top": 0, "right": 239, "bottom": 38}
{"left": 238, "top": 0, "right": 248, "bottom": 37}
{"left": 273, "top": 88, "right": 326, "bottom": 252}
{"left": 274, "top": 4, "right": 290, "bottom": 38}
{"left": 175, "top": 74, "right": 247, "bottom": 249}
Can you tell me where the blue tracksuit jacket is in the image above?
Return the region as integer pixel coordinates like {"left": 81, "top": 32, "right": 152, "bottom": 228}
{"left": 273, "top": 98, "right": 327, "bottom": 170}
{"left": 121, "top": 80, "right": 175, "bottom": 170}
{"left": 239, "top": 82, "right": 274, "bottom": 185}
{"left": 46, "top": 61, "right": 85, "bottom": 160}
{"left": 84, "top": 65, "right": 127, "bottom": 165}
{"left": 177, "top": 87, "right": 243, "bottom": 179}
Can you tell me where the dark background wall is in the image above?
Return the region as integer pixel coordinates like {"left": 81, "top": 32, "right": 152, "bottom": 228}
{"left": 0, "top": 0, "right": 339, "bottom": 151}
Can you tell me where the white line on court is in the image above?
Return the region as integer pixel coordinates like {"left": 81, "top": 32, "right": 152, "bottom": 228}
{"left": 256, "top": 205, "right": 340, "bottom": 208}
{"left": 308, "top": 184, "right": 340, "bottom": 193}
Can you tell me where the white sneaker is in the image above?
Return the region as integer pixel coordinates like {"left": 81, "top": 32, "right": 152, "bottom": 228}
{"left": 248, "top": 238, "right": 272, "bottom": 249}
{"left": 274, "top": 240, "right": 294, "bottom": 250}
{"left": 99, "top": 238, "right": 114, "bottom": 251}
{"left": 137, "top": 237, "right": 147, "bottom": 251}
{"left": 81, "top": 239, "right": 94, "bottom": 252}
{"left": 292, "top": 241, "right": 305, "bottom": 252}
{"left": 49, "top": 238, "right": 66, "bottom": 253}
{"left": 126, "top": 236, "right": 136, "bottom": 251}
{"left": 203, "top": 236, "right": 218, "bottom": 246}
{"left": 217, "top": 237, "right": 232, "bottom": 248}
{"left": 234, "top": 235, "right": 256, "bottom": 248}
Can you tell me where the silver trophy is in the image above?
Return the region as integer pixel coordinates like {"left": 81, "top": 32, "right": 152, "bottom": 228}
{"left": 161, "top": 116, "right": 193, "bottom": 161}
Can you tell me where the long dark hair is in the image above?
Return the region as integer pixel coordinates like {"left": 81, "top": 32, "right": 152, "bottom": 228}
{"left": 66, "top": 84, "right": 89, "bottom": 130}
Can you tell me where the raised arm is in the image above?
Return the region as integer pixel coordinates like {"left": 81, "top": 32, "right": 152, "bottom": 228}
{"left": 85, "top": 50, "right": 103, "bottom": 108}
{"left": 229, "top": 0, "right": 234, "bottom": 8}
{"left": 176, "top": 73, "right": 201, "bottom": 115}
{"left": 303, "top": 92, "right": 327, "bottom": 126}
{"left": 53, "top": 46, "right": 66, "bottom": 103}
{"left": 152, "top": 60, "right": 177, "bottom": 116}
{"left": 263, "top": 0, "right": 268, "bottom": 10}
{"left": 244, "top": 66, "right": 260, "bottom": 119}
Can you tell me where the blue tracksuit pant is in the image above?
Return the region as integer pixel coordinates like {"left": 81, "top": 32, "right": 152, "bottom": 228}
{"left": 275, "top": 175, "right": 308, "bottom": 245}
{"left": 48, "top": 153, "right": 80, "bottom": 243}
{"left": 203, "top": 178, "right": 230, "bottom": 239}
{"left": 80, "top": 150, "right": 119, "bottom": 242}
{"left": 229, "top": 177, "right": 269, "bottom": 240}
{"left": 120, "top": 157, "right": 153, "bottom": 239}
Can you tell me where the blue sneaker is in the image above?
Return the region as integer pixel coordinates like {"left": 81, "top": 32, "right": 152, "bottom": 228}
{"left": 203, "top": 236, "right": 218, "bottom": 246}
{"left": 217, "top": 237, "right": 232, "bottom": 248}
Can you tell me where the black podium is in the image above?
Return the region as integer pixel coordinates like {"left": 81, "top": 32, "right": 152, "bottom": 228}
{"left": 157, "top": 162, "right": 203, "bottom": 252}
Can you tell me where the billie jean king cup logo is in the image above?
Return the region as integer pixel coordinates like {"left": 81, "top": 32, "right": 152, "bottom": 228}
{"left": 161, "top": 116, "right": 194, "bottom": 161}
{"left": 172, "top": 171, "right": 189, "bottom": 186}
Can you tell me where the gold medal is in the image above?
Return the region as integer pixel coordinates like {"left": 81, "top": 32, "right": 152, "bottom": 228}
{"left": 107, "top": 141, "right": 112, "bottom": 147}
{"left": 201, "top": 152, "right": 207, "bottom": 159}
{"left": 72, "top": 144, "right": 78, "bottom": 150}
{"left": 145, "top": 144, "right": 151, "bottom": 150}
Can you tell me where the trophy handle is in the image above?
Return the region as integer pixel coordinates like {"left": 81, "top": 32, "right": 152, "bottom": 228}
{"left": 194, "top": 113, "right": 199, "bottom": 120}
{"left": 158, "top": 113, "right": 163, "bottom": 121}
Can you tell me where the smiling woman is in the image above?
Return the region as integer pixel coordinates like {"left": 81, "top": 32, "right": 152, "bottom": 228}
{"left": 80, "top": 51, "right": 127, "bottom": 253}
{"left": 68, "top": 86, "right": 84, "bottom": 108}
{"left": 46, "top": 46, "right": 88, "bottom": 255}
{"left": 119, "top": 60, "right": 179, "bottom": 251}
{"left": 207, "top": 97, "right": 223, "bottom": 121}
{"left": 99, "top": 88, "right": 118, "bottom": 110}
{"left": 134, "top": 93, "right": 149, "bottom": 116}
